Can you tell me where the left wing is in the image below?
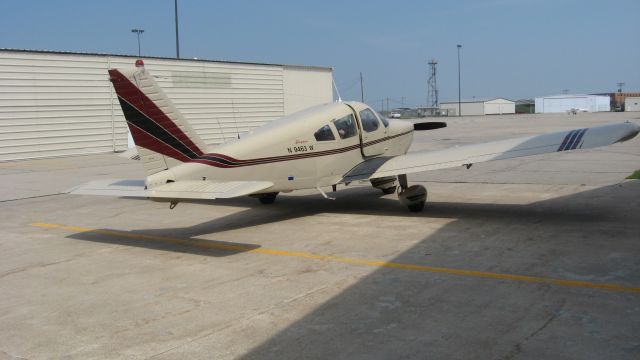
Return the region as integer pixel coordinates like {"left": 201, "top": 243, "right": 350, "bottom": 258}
{"left": 342, "top": 122, "right": 640, "bottom": 182}
{"left": 69, "top": 179, "right": 274, "bottom": 200}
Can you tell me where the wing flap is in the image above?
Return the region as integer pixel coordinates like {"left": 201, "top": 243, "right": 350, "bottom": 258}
{"left": 344, "top": 122, "right": 640, "bottom": 181}
{"left": 149, "top": 180, "right": 274, "bottom": 199}
{"left": 69, "top": 179, "right": 274, "bottom": 200}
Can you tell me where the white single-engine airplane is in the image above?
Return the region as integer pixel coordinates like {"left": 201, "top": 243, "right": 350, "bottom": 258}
{"left": 71, "top": 60, "right": 640, "bottom": 212}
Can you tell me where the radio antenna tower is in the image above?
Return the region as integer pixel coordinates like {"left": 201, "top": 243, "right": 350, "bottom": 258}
{"left": 427, "top": 59, "right": 439, "bottom": 109}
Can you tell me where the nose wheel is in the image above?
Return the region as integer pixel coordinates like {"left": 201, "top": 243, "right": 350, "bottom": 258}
{"left": 397, "top": 174, "right": 427, "bottom": 212}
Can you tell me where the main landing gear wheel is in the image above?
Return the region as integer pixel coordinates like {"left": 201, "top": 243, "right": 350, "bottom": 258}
{"left": 258, "top": 192, "right": 279, "bottom": 204}
{"left": 397, "top": 174, "right": 427, "bottom": 212}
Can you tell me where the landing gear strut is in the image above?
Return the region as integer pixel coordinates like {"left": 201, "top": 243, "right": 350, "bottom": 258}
{"left": 397, "top": 174, "right": 427, "bottom": 212}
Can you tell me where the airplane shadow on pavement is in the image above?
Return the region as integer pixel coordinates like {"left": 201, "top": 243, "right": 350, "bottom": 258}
{"left": 66, "top": 183, "right": 616, "bottom": 258}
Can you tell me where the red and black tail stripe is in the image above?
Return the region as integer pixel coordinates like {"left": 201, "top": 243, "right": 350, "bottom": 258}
{"left": 557, "top": 128, "right": 588, "bottom": 152}
{"left": 118, "top": 97, "right": 201, "bottom": 160}
{"left": 109, "top": 69, "right": 204, "bottom": 161}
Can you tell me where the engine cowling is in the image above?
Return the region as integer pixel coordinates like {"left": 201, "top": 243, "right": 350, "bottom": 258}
{"left": 398, "top": 185, "right": 427, "bottom": 212}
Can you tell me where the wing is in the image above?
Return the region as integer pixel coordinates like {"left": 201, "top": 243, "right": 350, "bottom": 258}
{"left": 69, "top": 179, "right": 274, "bottom": 200}
{"left": 342, "top": 122, "right": 640, "bottom": 182}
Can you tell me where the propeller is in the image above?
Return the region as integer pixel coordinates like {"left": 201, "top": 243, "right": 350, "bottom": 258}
{"left": 413, "top": 122, "right": 447, "bottom": 131}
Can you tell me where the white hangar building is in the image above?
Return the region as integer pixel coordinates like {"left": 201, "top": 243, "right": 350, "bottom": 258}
{"left": 534, "top": 94, "right": 610, "bottom": 113}
{"left": 626, "top": 97, "right": 640, "bottom": 112}
{"left": 440, "top": 98, "right": 515, "bottom": 116}
{"left": 0, "top": 49, "right": 333, "bottom": 161}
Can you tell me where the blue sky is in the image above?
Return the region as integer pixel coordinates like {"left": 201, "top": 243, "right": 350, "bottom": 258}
{"left": 1, "top": 0, "right": 638, "bottom": 108}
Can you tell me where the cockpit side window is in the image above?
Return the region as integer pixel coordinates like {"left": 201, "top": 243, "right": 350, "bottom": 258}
{"left": 314, "top": 124, "right": 335, "bottom": 141}
{"left": 376, "top": 111, "right": 390, "bottom": 127}
{"left": 359, "top": 108, "right": 380, "bottom": 132}
{"left": 332, "top": 114, "right": 357, "bottom": 139}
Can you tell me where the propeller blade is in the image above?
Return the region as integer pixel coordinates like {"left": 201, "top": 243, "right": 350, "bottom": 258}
{"left": 413, "top": 122, "right": 447, "bottom": 131}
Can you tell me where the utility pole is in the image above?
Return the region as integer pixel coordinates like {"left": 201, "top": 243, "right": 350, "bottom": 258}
{"left": 175, "top": 0, "right": 180, "bottom": 58}
{"left": 131, "top": 28, "right": 144, "bottom": 56}
{"left": 386, "top": 97, "right": 389, "bottom": 114}
{"left": 360, "top": 72, "right": 364, "bottom": 102}
{"left": 617, "top": 82, "right": 625, "bottom": 93}
{"left": 457, "top": 44, "right": 462, "bottom": 117}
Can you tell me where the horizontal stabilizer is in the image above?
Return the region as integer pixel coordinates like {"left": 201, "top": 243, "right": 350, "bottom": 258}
{"left": 69, "top": 179, "right": 274, "bottom": 200}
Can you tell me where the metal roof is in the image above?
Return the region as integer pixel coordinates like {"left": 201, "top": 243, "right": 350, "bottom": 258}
{"left": 0, "top": 48, "right": 333, "bottom": 71}
{"left": 440, "top": 97, "right": 513, "bottom": 104}
{"left": 535, "top": 94, "right": 609, "bottom": 99}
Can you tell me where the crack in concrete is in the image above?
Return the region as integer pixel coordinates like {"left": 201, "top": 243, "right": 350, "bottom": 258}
{"left": 0, "top": 258, "right": 76, "bottom": 280}
{"left": 0, "top": 349, "right": 30, "bottom": 360}
{"left": 143, "top": 284, "right": 334, "bottom": 359}
{"left": 499, "top": 299, "right": 566, "bottom": 360}
{"left": 0, "top": 193, "right": 66, "bottom": 203}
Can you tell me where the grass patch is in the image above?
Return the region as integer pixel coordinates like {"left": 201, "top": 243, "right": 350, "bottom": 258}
{"left": 627, "top": 170, "right": 640, "bottom": 180}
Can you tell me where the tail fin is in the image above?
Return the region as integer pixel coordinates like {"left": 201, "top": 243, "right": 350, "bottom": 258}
{"left": 109, "top": 61, "right": 207, "bottom": 175}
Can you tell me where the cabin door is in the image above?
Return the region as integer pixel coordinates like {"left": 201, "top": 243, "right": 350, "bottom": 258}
{"left": 355, "top": 107, "right": 387, "bottom": 157}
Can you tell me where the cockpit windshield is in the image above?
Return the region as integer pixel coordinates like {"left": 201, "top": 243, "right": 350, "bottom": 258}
{"left": 376, "top": 111, "right": 390, "bottom": 127}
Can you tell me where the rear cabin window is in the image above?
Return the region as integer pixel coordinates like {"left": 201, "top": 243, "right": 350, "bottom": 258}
{"left": 314, "top": 125, "right": 335, "bottom": 141}
{"left": 332, "top": 114, "right": 357, "bottom": 139}
{"left": 359, "top": 108, "right": 380, "bottom": 132}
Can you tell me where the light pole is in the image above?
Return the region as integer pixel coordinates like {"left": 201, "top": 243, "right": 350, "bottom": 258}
{"left": 131, "top": 28, "right": 144, "bottom": 57}
{"left": 174, "top": 0, "right": 180, "bottom": 58}
{"left": 457, "top": 44, "right": 462, "bottom": 117}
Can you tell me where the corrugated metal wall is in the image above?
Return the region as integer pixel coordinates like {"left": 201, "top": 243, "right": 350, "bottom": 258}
{"left": 0, "top": 50, "right": 332, "bottom": 161}
{"left": 534, "top": 95, "right": 610, "bottom": 113}
{"left": 484, "top": 99, "right": 515, "bottom": 115}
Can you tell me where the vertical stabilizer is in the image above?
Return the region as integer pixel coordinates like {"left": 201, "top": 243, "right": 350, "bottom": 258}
{"left": 109, "top": 61, "right": 207, "bottom": 175}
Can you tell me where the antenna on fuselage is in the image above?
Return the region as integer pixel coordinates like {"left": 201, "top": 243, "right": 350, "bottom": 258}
{"left": 332, "top": 75, "right": 342, "bottom": 102}
{"left": 231, "top": 98, "right": 240, "bottom": 139}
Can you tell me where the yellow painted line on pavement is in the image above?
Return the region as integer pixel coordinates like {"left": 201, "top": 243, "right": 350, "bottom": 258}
{"left": 31, "top": 222, "right": 640, "bottom": 294}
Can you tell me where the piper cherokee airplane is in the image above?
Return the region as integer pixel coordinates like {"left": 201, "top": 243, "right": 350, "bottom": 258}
{"left": 71, "top": 60, "right": 640, "bottom": 212}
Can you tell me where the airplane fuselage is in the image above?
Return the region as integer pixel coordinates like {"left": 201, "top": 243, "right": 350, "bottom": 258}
{"left": 146, "top": 102, "right": 414, "bottom": 192}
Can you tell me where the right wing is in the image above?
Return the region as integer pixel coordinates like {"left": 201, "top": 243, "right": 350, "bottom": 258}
{"left": 342, "top": 122, "right": 640, "bottom": 182}
{"left": 69, "top": 179, "right": 274, "bottom": 200}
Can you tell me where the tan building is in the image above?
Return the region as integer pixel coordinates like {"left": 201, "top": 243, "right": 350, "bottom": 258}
{"left": 0, "top": 49, "right": 333, "bottom": 161}
{"left": 440, "top": 98, "right": 515, "bottom": 116}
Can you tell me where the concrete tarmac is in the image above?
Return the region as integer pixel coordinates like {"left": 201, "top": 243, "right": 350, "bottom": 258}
{"left": 1, "top": 112, "right": 639, "bottom": 359}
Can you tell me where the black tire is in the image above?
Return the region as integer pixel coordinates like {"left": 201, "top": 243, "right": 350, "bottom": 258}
{"left": 408, "top": 202, "right": 425, "bottom": 212}
{"left": 258, "top": 192, "right": 278, "bottom": 204}
{"left": 381, "top": 186, "right": 397, "bottom": 195}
